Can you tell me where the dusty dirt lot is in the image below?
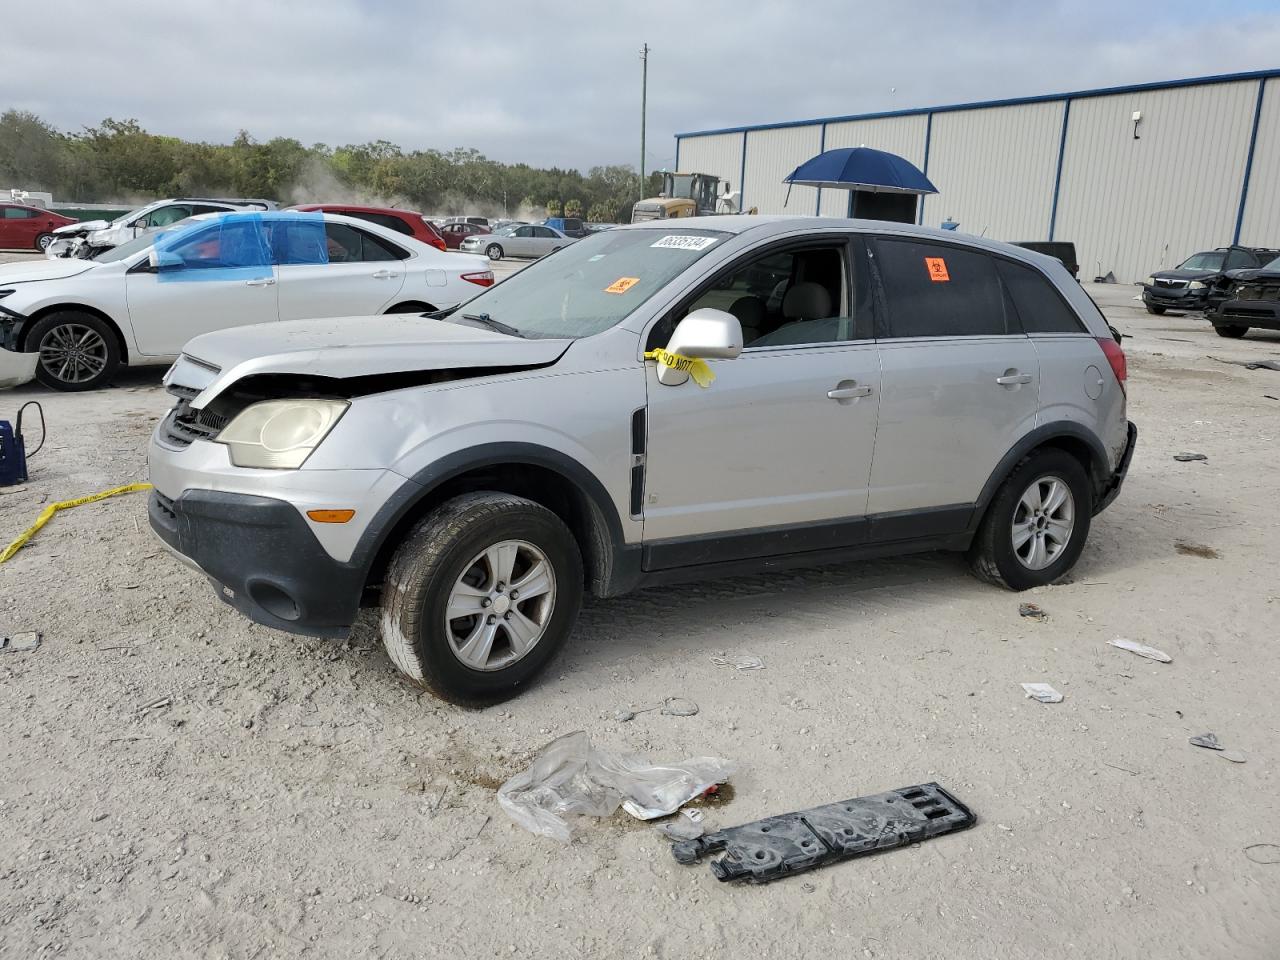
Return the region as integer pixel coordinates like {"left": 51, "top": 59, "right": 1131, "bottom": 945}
{"left": 2, "top": 255, "right": 1279, "bottom": 958}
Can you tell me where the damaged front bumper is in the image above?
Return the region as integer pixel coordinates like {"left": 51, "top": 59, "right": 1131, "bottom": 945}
{"left": 0, "top": 302, "right": 36, "bottom": 388}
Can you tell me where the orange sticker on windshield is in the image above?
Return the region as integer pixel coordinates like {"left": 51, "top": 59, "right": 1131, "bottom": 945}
{"left": 605, "top": 277, "right": 640, "bottom": 294}
{"left": 925, "top": 257, "right": 950, "bottom": 282}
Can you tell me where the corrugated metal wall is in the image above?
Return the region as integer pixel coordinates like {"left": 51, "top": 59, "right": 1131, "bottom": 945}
{"left": 675, "top": 72, "right": 1280, "bottom": 282}
{"left": 1238, "top": 79, "right": 1279, "bottom": 247}
{"left": 918, "top": 102, "right": 1063, "bottom": 241}
{"left": 673, "top": 132, "right": 743, "bottom": 198}
{"left": 743, "top": 126, "right": 822, "bottom": 216}
{"left": 818, "top": 115, "right": 928, "bottom": 216}
{"left": 1054, "top": 80, "right": 1258, "bottom": 282}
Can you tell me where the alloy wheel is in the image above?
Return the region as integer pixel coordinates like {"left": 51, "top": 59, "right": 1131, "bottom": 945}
{"left": 1011, "top": 475, "right": 1075, "bottom": 571}
{"left": 38, "top": 323, "right": 109, "bottom": 385}
{"left": 444, "top": 539, "right": 556, "bottom": 671}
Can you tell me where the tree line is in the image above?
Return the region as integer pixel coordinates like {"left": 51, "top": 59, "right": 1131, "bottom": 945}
{"left": 0, "top": 110, "right": 662, "bottom": 223}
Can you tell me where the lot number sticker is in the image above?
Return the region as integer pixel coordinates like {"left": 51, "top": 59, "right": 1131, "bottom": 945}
{"left": 651, "top": 235, "right": 718, "bottom": 251}
{"left": 925, "top": 256, "right": 950, "bottom": 282}
{"left": 605, "top": 277, "right": 641, "bottom": 294}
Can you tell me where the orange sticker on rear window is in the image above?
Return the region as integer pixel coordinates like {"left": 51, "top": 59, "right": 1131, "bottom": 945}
{"left": 605, "top": 277, "right": 640, "bottom": 294}
{"left": 925, "top": 257, "right": 950, "bottom": 282}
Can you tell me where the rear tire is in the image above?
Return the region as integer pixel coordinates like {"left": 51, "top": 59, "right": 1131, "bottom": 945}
{"left": 35, "top": 233, "right": 54, "bottom": 252}
{"left": 1214, "top": 324, "right": 1248, "bottom": 338}
{"left": 380, "top": 492, "right": 583, "bottom": 704}
{"left": 485, "top": 244, "right": 503, "bottom": 261}
{"left": 1145, "top": 304, "right": 1166, "bottom": 315}
{"left": 967, "top": 449, "right": 1092, "bottom": 591}
{"left": 28, "top": 311, "right": 121, "bottom": 391}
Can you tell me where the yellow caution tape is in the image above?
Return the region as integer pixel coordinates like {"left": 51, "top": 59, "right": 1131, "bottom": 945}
{"left": 0, "top": 482, "right": 153, "bottom": 564}
{"left": 643, "top": 349, "right": 716, "bottom": 388}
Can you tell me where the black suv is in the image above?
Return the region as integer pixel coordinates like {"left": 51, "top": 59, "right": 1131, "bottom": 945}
{"left": 1141, "top": 246, "right": 1280, "bottom": 315}
{"left": 1207, "top": 254, "right": 1280, "bottom": 338}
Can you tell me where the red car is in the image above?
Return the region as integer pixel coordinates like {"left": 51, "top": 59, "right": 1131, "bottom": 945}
{"left": 440, "top": 221, "right": 490, "bottom": 249}
{"left": 289, "top": 204, "right": 446, "bottom": 252}
{"left": 0, "top": 203, "right": 77, "bottom": 252}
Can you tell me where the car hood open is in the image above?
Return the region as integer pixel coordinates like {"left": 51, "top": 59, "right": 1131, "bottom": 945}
{"left": 183, "top": 314, "right": 573, "bottom": 401}
{"left": 0, "top": 257, "right": 98, "bottom": 285}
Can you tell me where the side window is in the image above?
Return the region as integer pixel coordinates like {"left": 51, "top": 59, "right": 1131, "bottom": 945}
{"left": 3, "top": 207, "right": 27, "bottom": 219}
{"left": 1225, "top": 248, "right": 1254, "bottom": 270}
{"left": 996, "top": 259, "right": 1085, "bottom": 333}
{"left": 147, "top": 205, "right": 192, "bottom": 228}
{"left": 359, "top": 229, "right": 404, "bottom": 261}
{"left": 872, "top": 239, "right": 1007, "bottom": 338}
{"left": 383, "top": 215, "right": 414, "bottom": 236}
{"left": 190, "top": 205, "right": 228, "bottom": 216}
{"left": 517, "top": 226, "right": 535, "bottom": 238}
{"left": 161, "top": 220, "right": 270, "bottom": 270}
{"left": 323, "top": 222, "right": 363, "bottom": 263}
{"left": 658, "top": 242, "right": 854, "bottom": 349}
{"left": 534, "top": 227, "right": 557, "bottom": 239}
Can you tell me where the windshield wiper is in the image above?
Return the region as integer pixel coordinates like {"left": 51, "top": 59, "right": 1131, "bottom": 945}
{"left": 458, "top": 312, "right": 522, "bottom": 337}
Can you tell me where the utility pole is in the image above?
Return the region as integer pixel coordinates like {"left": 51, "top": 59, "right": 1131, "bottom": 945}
{"left": 639, "top": 42, "right": 649, "bottom": 200}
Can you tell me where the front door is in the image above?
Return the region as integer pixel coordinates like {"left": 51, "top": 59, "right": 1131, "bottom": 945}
{"left": 275, "top": 221, "right": 407, "bottom": 321}
{"left": 642, "top": 237, "right": 882, "bottom": 566}
{"left": 125, "top": 219, "right": 279, "bottom": 357}
{"left": 865, "top": 237, "right": 1040, "bottom": 526}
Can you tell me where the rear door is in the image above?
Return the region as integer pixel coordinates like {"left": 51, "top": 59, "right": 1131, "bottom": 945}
{"left": 275, "top": 221, "right": 408, "bottom": 320}
{"left": 865, "top": 237, "right": 1039, "bottom": 530}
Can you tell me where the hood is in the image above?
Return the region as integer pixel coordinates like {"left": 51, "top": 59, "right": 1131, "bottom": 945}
{"left": 0, "top": 257, "right": 99, "bottom": 285}
{"left": 52, "top": 219, "right": 108, "bottom": 235}
{"left": 183, "top": 314, "right": 573, "bottom": 401}
{"left": 1224, "top": 266, "right": 1280, "bottom": 282}
{"left": 1151, "top": 268, "right": 1217, "bottom": 281}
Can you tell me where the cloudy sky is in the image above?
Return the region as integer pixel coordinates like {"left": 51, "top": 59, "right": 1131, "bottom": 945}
{"left": 11, "top": 0, "right": 1280, "bottom": 171}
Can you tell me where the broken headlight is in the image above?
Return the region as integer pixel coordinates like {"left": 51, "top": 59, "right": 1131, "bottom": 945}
{"left": 215, "top": 399, "right": 348, "bottom": 469}
{"left": 1188, "top": 281, "right": 1207, "bottom": 290}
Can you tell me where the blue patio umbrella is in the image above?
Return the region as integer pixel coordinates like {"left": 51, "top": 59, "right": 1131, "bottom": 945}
{"left": 783, "top": 146, "right": 938, "bottom": 196}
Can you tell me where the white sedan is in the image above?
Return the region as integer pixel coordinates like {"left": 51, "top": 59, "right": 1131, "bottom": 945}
{"left": 0, "top": 211, "right": 494, "bottom": 390}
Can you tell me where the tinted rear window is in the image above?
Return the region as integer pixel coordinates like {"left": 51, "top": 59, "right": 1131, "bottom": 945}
{"left": 872, "top": 239, "right": 1007, "bottom": 338}
{"left": 997, "top": 259, "right": 1085, "bottom": 333}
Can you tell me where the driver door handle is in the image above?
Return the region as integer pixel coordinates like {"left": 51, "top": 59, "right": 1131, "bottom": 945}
{"left": 995, "top": 372, "right": 1033, "bottom": 385}
{"left": 371, "top": 269, "right": 399, "bottom": 279}
{"left": 244, "top": 277, "right": 275, "bottom": 287}
{"left": 828, "top": 383, "right": 873, "bottom": 400}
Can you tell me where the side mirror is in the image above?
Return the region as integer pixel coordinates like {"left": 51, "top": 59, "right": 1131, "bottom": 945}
{"left": 655, "top": 308, "right": 743, "bottom": 386}
{"left": 148, "top": 249, "right": 184, "bottom": 272}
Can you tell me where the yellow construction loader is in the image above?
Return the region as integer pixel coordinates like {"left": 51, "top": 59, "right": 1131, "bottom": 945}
{"left": 631, "top": 171, "right": 742, "bottom": 222}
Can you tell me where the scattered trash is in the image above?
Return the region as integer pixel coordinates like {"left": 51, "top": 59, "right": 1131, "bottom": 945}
{"left": 711, "top": 654, "right": 764, "bottom": 671}
{"left": 671, "top": 782, "right": 974, "bottom": 883}
{"left": 496, "top": 731, "right": 735, "bottom": 842}
{"left": 1018, "top": 603, "right": 1047, "bottom": 621}
{"left": 1175, "top": 541, "right": 1220, "bottom": 559}
{"left": 0, "top": 631, "right": 41, "bottom": 653}
{"left": 1208, "top": 355, "right": 1280, "bottom": 372}
{"left": 615, "top": 696, "right": 700, "bottom": 722}
{"left": 657, "top": 809, "right": 706, "bottom": 841}
{"left": 1021, "top": 682, "right": 1063, "bottom": 704}
{"left": 1244, "top": 843, "right": 1280, "bottom": 864}
{"left": 1189, "top": 733, "right": 1222, "bottom": 750}
{"left": 1107, "top": 638, "right": 1172, "bottom": 663}
{"left": 1220, "top": 750, "right": 1248, "bottom": 764}
{"left": 0, "top": 482, "right": 153, "bottom": 564}
{"left": 1172, "top": 452, "right": 1207, "bottom": 462}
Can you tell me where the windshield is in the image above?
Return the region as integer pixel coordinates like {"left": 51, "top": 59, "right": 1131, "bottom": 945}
{"left": 94, "top": 232, "right": 161, "bottom": 263}
{"left": 1263, "top": 256, "right": 1280, "bottom": 271}
{"left": 1179, "top": 251, "right": 1225, "bottom": 271}
{"left": 451, "top": 227, "right": 728, "bottom": 340}
{"left": 666, "top": 174, "right": 693, "bottom": 198}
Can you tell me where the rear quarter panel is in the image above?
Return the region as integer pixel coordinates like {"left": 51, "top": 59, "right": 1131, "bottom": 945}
{"left": 1031, "top": 333, "right": 1128, "bottom": 471}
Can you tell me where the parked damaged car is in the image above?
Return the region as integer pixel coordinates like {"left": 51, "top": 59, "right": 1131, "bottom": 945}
{"left": 147, "top": 217, "right": 1135, "bottom": 702}
{"left": 1141, "top": 245, "right": 1280, "bottom": 315}
{"left": 1206, "top": 254, "right": 1280, "bottom": 338}
{"left": 47, "top": 197, "right": 277, "bottom": 259}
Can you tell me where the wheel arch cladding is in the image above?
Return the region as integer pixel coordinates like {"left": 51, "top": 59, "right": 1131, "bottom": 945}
{"left": 25, "top": 304, "right": 130, "bottom": 362}
{"left": 973, "top": 423, "right": 1108, "bottom": 520}
{"left": 358, "top": 443, "right": 626, "bottom": 599}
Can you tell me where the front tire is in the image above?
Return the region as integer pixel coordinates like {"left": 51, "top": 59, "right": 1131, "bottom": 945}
{"left": 967, "top": 449, "right": 1092, "bottom": 590}
{"left": 1145, "top": 304, "right": 1166, "bottom": 315}
{"left": 380, "top": 492, "right": 583, "bottom": 703}
{"left": 485, "top": 244, "right": 503, "bottom": 261}
{"left": 1214, "top": 324, "right": 1248, "bottom": 338}
{"left": 29, "top": 311, "right": 121, "bottom": 391}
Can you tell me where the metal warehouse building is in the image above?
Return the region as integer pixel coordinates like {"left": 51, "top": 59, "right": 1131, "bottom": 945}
{"left": 674, "top": 69, "right": 1280, "bottom": 283}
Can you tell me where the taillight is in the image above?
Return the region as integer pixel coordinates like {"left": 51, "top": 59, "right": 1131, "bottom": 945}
{"left": 462, "top": 271, "right": 494, "bottom": 287}
{"left": 1096, "top": 336, "right": 1127, "bottom": 394}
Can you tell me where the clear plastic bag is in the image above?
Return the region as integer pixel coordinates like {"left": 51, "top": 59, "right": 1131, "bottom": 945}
{"left": 497, "top": 731, "right": 735, "bottom": 842}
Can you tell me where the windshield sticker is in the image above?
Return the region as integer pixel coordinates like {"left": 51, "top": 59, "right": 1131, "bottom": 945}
{"left": 925, "top": 256, "right": 950, "bottom": 282}
{"left": 605, "top": 277, "right": 641, "bottom": 294}
{"left": 651, "top": 235, "right": 718, "bottom": 251}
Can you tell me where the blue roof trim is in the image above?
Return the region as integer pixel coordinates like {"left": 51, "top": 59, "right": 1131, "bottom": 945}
{"left": 675, "top": 67, "right": 1280, "bottom": 139}
{"left": 1233, "top": 78, "right": 1267, "bottom": 244}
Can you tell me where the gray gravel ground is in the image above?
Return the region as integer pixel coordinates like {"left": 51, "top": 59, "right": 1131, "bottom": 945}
{"left": 2, "top": 250, "right": 1279, "bottom": 958}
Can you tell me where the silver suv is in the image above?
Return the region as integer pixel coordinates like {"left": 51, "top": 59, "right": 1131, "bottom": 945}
{"left": 147, "top": 217, "right": 1136, "bottom": 702}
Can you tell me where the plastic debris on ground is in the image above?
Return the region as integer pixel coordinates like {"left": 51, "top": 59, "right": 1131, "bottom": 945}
{"left": 1018, "top": 603, "right": 1047, "bottom": 621}
{"left": 672, "top": 782, "right": 974, "bottom": 884}
{"left": 1021, "top": 682, "right": 1063, "bottom": 703}
{"left": 0, "top": 631, "right": 41, "bottom": 653}
{"left": 711, "top": 654, "right": 765, "bottom": 671}
{"left": 496, "top": 730, "right": 735, "bottom": 842}
{"left": 1172, "top": 453, "right": 1208, "bottom": 462}
{"left": 1244, "top": 843, "right": 1280, "bottom": 864}
{"left": 1107, "top": 637, "right": 1172, "bottom": 662}
{"left": 657, "top": 809, "right": 706, "bottom": 841}
{"left": 1208, "top": 356, "right": 1280, "bottom": 372}
{"left": 615, "top": 696, "right": 699, "bottom": 722}
{"left": 1220, "top": 750, "right": 1248, "bottom": 764}
{"left": 1189, "top": 733, "right": 1222, "bottom": 750}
